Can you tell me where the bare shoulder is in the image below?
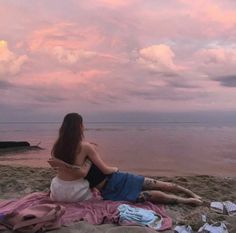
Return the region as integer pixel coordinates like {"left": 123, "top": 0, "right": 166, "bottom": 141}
{"left": 81, "top": 141, "right": 96, "bottom": 152}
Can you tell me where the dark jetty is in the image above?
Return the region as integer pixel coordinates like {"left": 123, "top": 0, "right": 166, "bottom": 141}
{"left": 0, "top": 141, "right": 30, "bottom": 149}
{"left": 0, "top": 141, "right": 43, "bottom": 153}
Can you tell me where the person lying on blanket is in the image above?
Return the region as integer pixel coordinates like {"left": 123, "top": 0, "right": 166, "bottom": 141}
{"left": 49, "top": 113, "right": 202, "bottom": 205}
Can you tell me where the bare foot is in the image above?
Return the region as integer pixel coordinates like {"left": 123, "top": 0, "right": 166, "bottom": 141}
{"left": 188, "top": 198, "right": 203, "bottom": 206}
{"left": 193, "top": 194, "right": 202, "bottom": 200}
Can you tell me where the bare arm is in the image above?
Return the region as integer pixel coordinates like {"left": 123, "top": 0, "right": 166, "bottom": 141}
{"left": 85, "top": 144, "right": 118, "bottom": 174}
{"left": 48, "top": 158, "right": 92, "bottom": 178}
{"left": 49, "top": 143, "right": 117, "bottom": 178}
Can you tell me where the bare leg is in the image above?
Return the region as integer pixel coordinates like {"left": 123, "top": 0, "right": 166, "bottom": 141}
{"left": 142, "top": 178, "right": 201, "bottom": 199}
{"left": 137, "top": 191, "right": 202, "bottom": 205}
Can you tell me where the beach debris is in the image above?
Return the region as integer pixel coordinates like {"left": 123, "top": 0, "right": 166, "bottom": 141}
{"left": 198, "top": 222, "right": 229, "bottom": 233}
{"left": 210, "top": 201, "right": 236, "bottom": 216}
{"left": 223, "top": 201, "right": 236, "bottom": 216}
{"left": 201, "top": 214, "right": 207, "bottom": 223}
{"left": 210, "top": 202, "right": 224, "bottom": 214}
{"left": 174, "top": 225, "right": 193, "bottom": 233}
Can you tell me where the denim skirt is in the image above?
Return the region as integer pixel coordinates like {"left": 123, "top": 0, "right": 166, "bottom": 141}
{"left": 101, "top": 171, "right": 144, "bottom": 202}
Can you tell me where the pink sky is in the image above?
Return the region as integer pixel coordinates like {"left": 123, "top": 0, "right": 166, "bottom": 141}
{"left": 1, "top": 0, "right": 236, "bottom": 121}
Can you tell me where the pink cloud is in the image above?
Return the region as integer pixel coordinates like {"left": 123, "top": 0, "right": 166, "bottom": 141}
{"left": 28, "top": 22, "right": 106, "bottom": 52}
{"left": 14, "top": 68, "right": 117, "bottom": 109}
{"left": 1, "top": 0, "right": 236, "bottom": 117}
{"left": 94, "top": 0, "right": 132, "bottom": 8}
{"left": 180, "top": 0, "right": 236, "bottom": 24}
{"left": 194, "top": 47, "right": 236, "bottom": 77}
{"left": 196, "top": 47, "right": 236, "bottom": 64}
{"left": 27, "top": 22, "right": 124, "bottom": 67}
{"left": 138, "top": 44, "right": 183, "bottom": 73}
{"left": 51, "top": 46, "right": 97, "bottom": 65}
{"left": 18, "top": 69, "right": 109, "bottom": 87}
{"left": 178, "top": 0, "right": 236, "bottom": 35}
{"left": 75, "top": 0, "right": 135, "bottom": 9}
{"left": 0, "top": 40, "right": 28, "bottom": 77}
{"left": 133, "top": 0, "right": 236, "bottom": 43}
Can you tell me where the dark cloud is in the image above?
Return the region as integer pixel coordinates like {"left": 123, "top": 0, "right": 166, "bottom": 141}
{"left": 0, "top": 82, "right": 67, "bottom": 104}
{"left": 144, "top": 70, "right": 200, "bottom": 89}
{"left": 84, "top": 91, "right": 128, "bottom": 105}
{"left": 0, "top": 102, "right": 64, "bottom": 122}
{"left": 147, "top": 70, "right": 179, "bottom": 78}
{"left": 214, "top": 75, "right": 236, "bottom": 87}
{"left": 167, "top": 80, "right": 199, "bottom": 89}
{"left": 0, "top": 80, "right": 14, "bottom": 89}
{"left": 126, "top": 86, "right": 207, "bottom": 101}
{"left": 33, "top": 95, "right": 66, "bottom": 103}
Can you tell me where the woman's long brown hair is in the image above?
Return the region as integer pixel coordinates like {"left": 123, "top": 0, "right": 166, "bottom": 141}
{"left": 51, "top": 113, "right": 84, "bottom": 164}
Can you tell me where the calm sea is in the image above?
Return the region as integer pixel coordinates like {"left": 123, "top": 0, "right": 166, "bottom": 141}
{"left": 0, "top": 121, "right": 236, "bottom": 176}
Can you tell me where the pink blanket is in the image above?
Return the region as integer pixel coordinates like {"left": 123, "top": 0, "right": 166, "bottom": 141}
{"left": 0, "top": 192, "right": 172, "bottom": 231}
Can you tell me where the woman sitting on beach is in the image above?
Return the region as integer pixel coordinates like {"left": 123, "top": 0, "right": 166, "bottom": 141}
{"left": 49, "top": 113, "right": 202, "bottom": 205}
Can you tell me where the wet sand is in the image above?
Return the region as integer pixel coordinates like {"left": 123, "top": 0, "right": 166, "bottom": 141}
{"left": 0, "top": 165, "right": 236, "bottom": 232}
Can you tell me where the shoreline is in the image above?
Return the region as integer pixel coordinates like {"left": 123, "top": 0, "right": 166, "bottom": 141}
{"left": 0, "top": 165, "right": 236, "bottom": 232}
{"left": 0, "top": 160, "right": 236, "bottom": 178}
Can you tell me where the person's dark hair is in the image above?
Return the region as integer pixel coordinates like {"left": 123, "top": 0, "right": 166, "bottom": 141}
{"left": 51, "top": 113, "right": 84, "bottom": 164}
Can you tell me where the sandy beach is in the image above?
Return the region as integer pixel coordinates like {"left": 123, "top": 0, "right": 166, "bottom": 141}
{"left": 0, "top": 165, "right": 236, "bottom": 232}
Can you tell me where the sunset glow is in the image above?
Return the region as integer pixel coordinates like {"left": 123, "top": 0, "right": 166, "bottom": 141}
{"left": 1, "top": 0, "right": 236, "bottom": 121}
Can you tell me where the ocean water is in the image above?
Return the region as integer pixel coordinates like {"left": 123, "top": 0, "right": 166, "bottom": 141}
{"left": 0, "top": 121, "right": 236, "bottom": 176}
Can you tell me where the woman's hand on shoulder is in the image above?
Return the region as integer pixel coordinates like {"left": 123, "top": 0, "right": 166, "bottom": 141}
{"left": 89, "top": 142, "right": 98, "bottom": 147}
{"left": 108, "top": 166, "right": 119, "bottom": 174}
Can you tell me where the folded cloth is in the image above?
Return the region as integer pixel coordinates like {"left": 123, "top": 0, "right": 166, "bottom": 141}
{"left": 174, "top": 225, "right": 193, "bottom": 233}
{"left": 118, "top": 204, "right": 162, "bottom": 230}
{"left": 223, "top": 201, "right": 236, "bottom": 216}
{"left": 198, "top": 222, "right": 229, "bottom": 233}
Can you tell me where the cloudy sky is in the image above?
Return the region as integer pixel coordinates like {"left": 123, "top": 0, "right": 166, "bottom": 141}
{"left": 1, "top": 0, "right": 236, "bottom": 121}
